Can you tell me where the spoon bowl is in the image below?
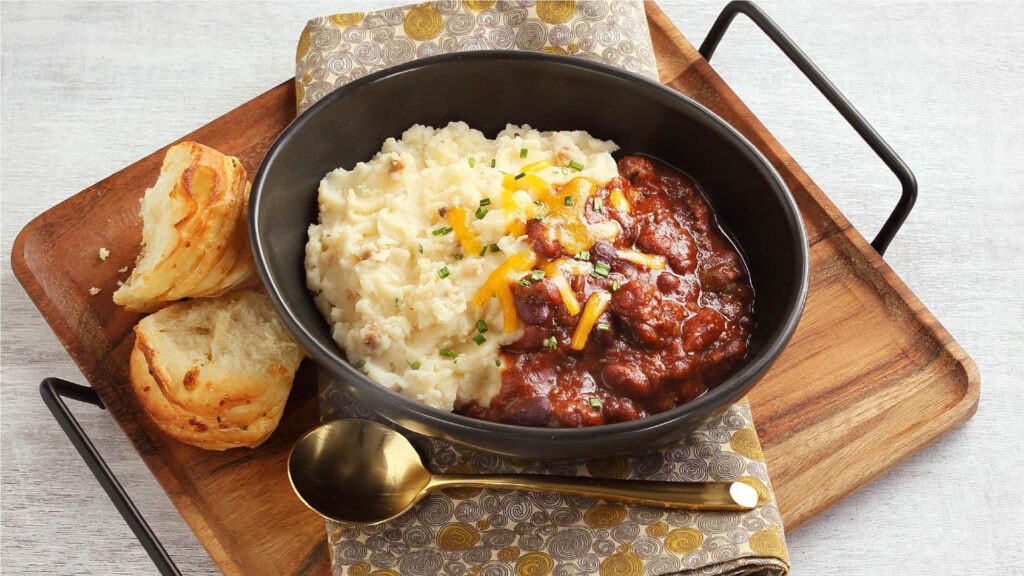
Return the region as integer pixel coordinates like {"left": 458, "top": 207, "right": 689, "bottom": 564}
{"left": 288, "top": 419, "right": 760, "bottom": 525}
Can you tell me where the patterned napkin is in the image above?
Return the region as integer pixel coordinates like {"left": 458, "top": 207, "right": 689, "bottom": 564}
{"left": 297, "top": 2, "right": 790, "bottom": 575}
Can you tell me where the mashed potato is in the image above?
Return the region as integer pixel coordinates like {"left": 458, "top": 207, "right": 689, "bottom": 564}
{"left": 306, "top": 122, "right": 618, "bottom": 411}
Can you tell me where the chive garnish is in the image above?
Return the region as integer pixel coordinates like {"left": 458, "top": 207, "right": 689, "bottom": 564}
{"left": 432, "top": 226, "right": 453, "bottom": 236}
{"left": 534, "top": 213, "right": 547, "bottom": 221}
{"left": 568, "top": 160, "right": 584, "bottom": 171}
{"left": 495, "top": 359, "right": 503, "bottom": 367}
{"left": 353, "top": 359, "right": 366, "bottom": 368}
{"left": 475, "top": 206, "right": 488, "bottom": 219}
{"left": 575, "top": 250, "right": 590, "bottom": 261}
{"left": 476, "top": 320, "right": 489, "bottom": 333}
{"left": 438, "top": 266, "right": 451, "bottom": 279}
{"left": 611, "top": 280, "right": 621, "bottom": 291}
{"left": 593, "top": 261, "right": 611, "bottom": 277}
{"left": 589, "top": 396, "right": 602, "bottom": 410}
{"left": 454, "top": 253, "right": 464, "bottom": 260}
{"left": 489, "top": 243, "right": 500, "bottom": 253}
{"left": 596, "top": 323, "right": 611, "bottom": 331}
{"left": 543, "top": 336, "right": 557, "bottom": 350}
{"left": 472, "top": 333, "right": 486, "bottom": 345}
{"left": 564, "top": 195, "right": 574, "bottom": 206}
{"left": 408, "top": 360, "right": 421, "bottom": 370}
{"left": 530, "top": 270, "right": 545, "bottom": 281}
{"left": 593, "top": 197, "right": 604, "bottom": 212}
{"left": 440, "top": 348, "right": 458, "bottom": 358}
{"left": 479, "top": 245, "right": 489, "bottom": 257}
{"left": 479, "top": 197, "right": 491, "bottom": 206}
{"left": 490, "top": 158, "right": 496, "bottom": 168}
{"left": 469, "top": 157, "right": 476, "bottom": 167}
{"left": 520, "top": 148, "right": 528, "bottom": 158}
{"left": 514, "top": 172, "right": 526, "bottom": 180}
{"left": 389, "top": 361, "right": 396, "bottom": 373}
{"left": 518, "top": 278, "right": 532, "bottom": 286}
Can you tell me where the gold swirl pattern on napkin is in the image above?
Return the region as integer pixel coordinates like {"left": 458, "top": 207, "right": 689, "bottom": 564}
{"left": 320, "top": 384, "right": 788, "bottom": 576}
{"left": 295, "top": 0, "right": 659, "bottom": 114}
{"left": 298, "top": 2, "right": 790, "bottom": 574}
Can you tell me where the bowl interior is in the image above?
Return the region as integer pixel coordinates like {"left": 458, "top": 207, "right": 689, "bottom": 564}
{"left": 252, "top": 51, "right": 807, "bottom": 457}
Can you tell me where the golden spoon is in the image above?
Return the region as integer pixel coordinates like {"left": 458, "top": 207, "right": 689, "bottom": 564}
{"left": 288, "top": 419, "right": 760, "bottom": 524}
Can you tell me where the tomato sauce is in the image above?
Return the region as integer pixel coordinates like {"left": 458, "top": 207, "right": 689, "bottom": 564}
{"left": 460, "top": 156, "right": 754, "bottom": 427}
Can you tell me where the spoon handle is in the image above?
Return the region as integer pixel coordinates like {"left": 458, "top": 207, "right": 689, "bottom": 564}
{"left": 428, "top": 474, "right": 759, "bottom": 511}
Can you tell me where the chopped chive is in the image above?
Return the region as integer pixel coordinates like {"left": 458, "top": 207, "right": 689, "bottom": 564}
{"left": 440, "top": 348, "right": 458, "bottom": 359}
{"left": 432, "top": 226, "right": 454, "bottom": 236}
{"left": 418, "top": 243, "right": 424, "bottom": 253}
{"left": 593, "top": 261, "right": 611, "bottom": 277}
{"left": 518, "top": 278, "right": 532, "bottom": 286}
{"left": 533, "top": 200, "right": 544, "bottom": 206}
{"left": 389, "top": 361, "right": 397, "bottom": 373}
{"left": 568, "top": 160, "right": 585, "bottom": 171}
{"left": 543, "top": 336, "right": 558, "bottom": 350}
{"left": 520, "top": 148, "right": 528, "bottom": 158}
{"left": 514, "top": 172, "right": 526, "bottom": 180}
{"left": 530, "top": 269, "right": 545, "bottom": 281}
{"left": 564, "top": 195, "right": 574, "bottom": 206}
{"left": 479, "top": 245, "right": 489, "bottom": 257}
{"left": 408, "top": 360, "right": 422, "bottom": 370}
{"left": 438, "top": 266, "right": 451, "bottom": 279}
{"left": 514, "top": 132, "right": 521, "bottom": 138}
{"left": 394, "top": 297, "right": 401, "bottom": 308}
{"left": 574, "top": 250, "right": 590, "bottom": 261}
{"left": 475, "top": 205, "right": 488, "bottom": 219}
{"left": 472, "top": 333, "right": 486, "bottom": 345}
{"left": 469, "top": 157, "right": 476, "bottom": 168}
{"left": 490, "top": 158, "right": 496, "bottom": 168}
{"left": 489, "top": 243, "right": 500, "bottom": 253}
{"left": 596, "top": 323, "right": 611, "bottom": 331}
{"left": 479, "top": 197, "right": 492, "bottom": 207}
{"left": 495, "top": 359, "right": 503, "bottom": 367}
{"left": 454, "top": 253, "right": 464, "bottom": 260}
{"left": 476, "top": 320, "right": 489, "bottom": 333}
{"left": 353, "top": 359, "right": 366, "bottom": 368}
{"left": 593, "top": 197, "right": 604, "bottom": 212}
{"left": 611, "top": 280, "right": 621, "bottom": 291}
{"left": 534, "top": 213, "right": 547, "bottom": 221}
{"left": 588, "top": 396, "right": 602, "bottom": 410}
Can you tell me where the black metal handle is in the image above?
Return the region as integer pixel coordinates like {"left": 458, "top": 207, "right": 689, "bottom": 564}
{"left": 699, "top": 0, "right": 917, "bottom": 256}
{"left": 40, "top": 378, "right": 183, "bottom": 576}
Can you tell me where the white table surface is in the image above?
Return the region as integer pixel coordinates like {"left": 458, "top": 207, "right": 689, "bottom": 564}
{"left": 3, "top": 1, "right": 1022, "bottom": 574}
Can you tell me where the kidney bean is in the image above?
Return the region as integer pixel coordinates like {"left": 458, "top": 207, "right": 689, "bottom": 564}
{"left": 683, "top": 308, "right": 726, "bottom": 351}
{"left": 501, "top": 395, "right": 554, "bottom": 427}
{"left": 602, "top": 363, "right": 652, "bottom": 398}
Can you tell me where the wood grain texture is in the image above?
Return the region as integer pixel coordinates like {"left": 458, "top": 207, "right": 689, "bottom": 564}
{"left": 645, "top": 2, "right": 980, "bottom": 529}
{"left": 7, "top": 2, "right": 1008, "bottom": 575}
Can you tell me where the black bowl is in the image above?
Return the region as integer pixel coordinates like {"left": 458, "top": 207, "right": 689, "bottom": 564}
{"left": 251, "top": 51, "right": 808, "bottom": 460}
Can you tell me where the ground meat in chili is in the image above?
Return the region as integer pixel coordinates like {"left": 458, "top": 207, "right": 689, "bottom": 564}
{"left": 458, "top": 156, "right": 754, "bottom": 427}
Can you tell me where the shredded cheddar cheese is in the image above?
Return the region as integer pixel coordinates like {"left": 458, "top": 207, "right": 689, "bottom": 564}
{"left": 609, "top": 188, "right": 630, "bottom": 213}
{"left": 571, "top": 291, "right": 612, "bottom": 350}
{"left": 473, "top": 251, "right": 538, "bottom": 332}
{"left": 551, "top": 273, "right": 581, "bottom": 315}
{"left": 447, "top": 206, "right": 482, "bottom": 255}
{"left": 615, "top": 248, "right": 666, "bottom": 270}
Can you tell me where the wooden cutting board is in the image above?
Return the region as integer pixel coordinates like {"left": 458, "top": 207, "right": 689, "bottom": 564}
{"left": 10, "top": 3, "right": 979, "bottom": 575}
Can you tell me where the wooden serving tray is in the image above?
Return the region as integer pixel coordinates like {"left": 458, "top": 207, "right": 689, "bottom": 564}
{"left": 11, "top": 3, "right": 979, "bottom": 575}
